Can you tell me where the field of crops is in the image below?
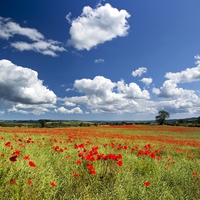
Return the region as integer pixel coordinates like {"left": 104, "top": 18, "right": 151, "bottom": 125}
{"left": 0, "top": 125, "right": 200, "bottom": 200}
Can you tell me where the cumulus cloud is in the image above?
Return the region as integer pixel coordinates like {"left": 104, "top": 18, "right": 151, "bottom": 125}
{"left": 0, "top": 16, "right": 66, "bottom": 56}
{"left": 94, "top": 59, "right": 105, "bottom": 63}
{"left": 61, "top": 76, "right": 150, "bottom": 114}
{"left": 153, "top": 60, "right": 200, "bottom": 100}
{"left": 153, "top": 80, "right": 198, "bottom": 99}
{"left": 0, "top": 59, "right": 57, "bottom": 105}
{"left": 54, "top": 106, "right": 83, "bottom": 114}
{"left": 132, "top": 67, "right": 147, "bottom": 77}
{"left": 151, "top": 58, "right": 200, "bottom": 116}
{"left": 64, "top": 101, "right": 76, "bottom": 107}
{"left": 117, "top": 79, "right": 150, "bottom": 99}
{"left": 164, "top": 64, "right": 200, "bottom": 83}
{"left": 140, "top": 77, "right": 153, "bottom": 86}
{"left": 67, "top": 3, "right": 130, "bottom": 50}
{"left": 8, "top": 103, "right": 55, "bottom": 115}
{"left": 58, "top": 69, "right": 200, "bottom": 117}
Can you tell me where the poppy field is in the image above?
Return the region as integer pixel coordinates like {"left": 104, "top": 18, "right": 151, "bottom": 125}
{"left": 0, "top": 125, "right": 200, "bottom": 200}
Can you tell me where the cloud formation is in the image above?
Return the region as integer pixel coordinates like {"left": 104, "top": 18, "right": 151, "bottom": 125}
{"left": 0, "top": 59, "right": 57, "bottom": 105}
{"left": 67, "top": 3, "right": 130, "bottom": 50}
{"left": 132, "top": 67, "right": 147, "bottom": 77}
{"left": 140, "top": 77, "right": 153, "bottom": 86}
{"left": 0, "top": 16, "right": 66, "bottom": 56}
{"left": 94, "top": 59, "right": 105, "bottom": 63}
{"left": 164, "top": 65, "right": 200, "bottom": 84}
{"left": 61, "top": 76, "right": 150, "bottom": 114}
{"left": 54, "top": 106, "right": 83, "bottom": 114}
{"left": 153, "top": 62, "right": 200, "bottom": 99}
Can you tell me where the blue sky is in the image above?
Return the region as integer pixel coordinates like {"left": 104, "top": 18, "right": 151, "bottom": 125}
{"left": 0, "top": 0, "right": 200, "bottom": 120}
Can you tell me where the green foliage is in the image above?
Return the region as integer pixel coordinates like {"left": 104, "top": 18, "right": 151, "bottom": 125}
{"left": 155, "top": 110, "right": 170, "bottom": 125}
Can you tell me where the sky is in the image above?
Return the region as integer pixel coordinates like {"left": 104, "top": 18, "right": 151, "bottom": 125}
{"left": 0, "top": 0, "right": 200, "bottom": 121}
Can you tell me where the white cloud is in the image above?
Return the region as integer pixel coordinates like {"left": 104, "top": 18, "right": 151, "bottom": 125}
{"left": 140, "top": 77, "right": 153, "bottom": 86}
{"left": 151, "top": 59, "right": 200, "bottom": 116}
{"left": 94, "top": 59, "right": 105, "bottom": 63}
{"left": 153, "top": 80, "right": 198, "bottom": 99}
{"left": 0, "top": 59, "right": 57, "bottom": 105}
{"left": 0, "top": 110, "right": 4, "bottom": 115}
{"left": 0, "top": 16, "right": 44, "bottom": 41}
{"left": 64, "top": 101, "right": 76, "bottom": 107}
{"left": 61, "top": 76, "right": 150, "bottom": 114}
{"left": 0, "top": 16, "right": 66, "bottom": 56}
{"left": 54, "top": 106, "right": 83, "bottom": 114}
{"left": 58, "top": 69, "right": 200, "bottom": 117}
{"left": 132, "top": 67, "right": 147, "bottom": 77}
{"left": 74, "top": 76, "right": 116, "bottom": 97}
{"left": 67, "top": 3, "right": 130, "bottom": 50}
{"left": 153, "top": 61, "right": 200, "bottom": 99}
{"left": 11, "top": 40, "right": 65, "bottom": 57}
{"left": 8, "top": 103, "right": 54, "bottom": 115}
{"left": 164, "top": 64, "right": 200, "bottom": 83}
{"left": 117, "top": 79, "right": 150, "bottom": 99}
{"left": 194, "top": 54, "right": 200, "bottom": 64}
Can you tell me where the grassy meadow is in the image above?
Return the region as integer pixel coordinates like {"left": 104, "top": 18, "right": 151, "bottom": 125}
{"left": 0, "top": 125, "right": 200, "bottom": 200}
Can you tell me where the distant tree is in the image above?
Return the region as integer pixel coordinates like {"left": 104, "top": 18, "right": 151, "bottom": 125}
{"left": 197, "top": 116, "right": 200, "bottom": 124}
{"left": 39, "top": 119, "right": 46, "bottom": 128}
{"left": 155, "top": 110, "right": 170, "bottom": 125}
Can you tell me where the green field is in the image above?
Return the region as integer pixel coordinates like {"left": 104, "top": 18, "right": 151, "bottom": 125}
{"left": 0, "top": 125, "right": 200, "bottom": 200}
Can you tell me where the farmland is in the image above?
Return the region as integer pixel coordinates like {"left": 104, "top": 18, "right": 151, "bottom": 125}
{"left": 0, "top": 125, "right": 200, "bottom": 200}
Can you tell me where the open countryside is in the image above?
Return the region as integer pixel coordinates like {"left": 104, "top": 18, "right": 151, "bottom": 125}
{"left": 0, "top": 125, "right": 200, "bottom": 199}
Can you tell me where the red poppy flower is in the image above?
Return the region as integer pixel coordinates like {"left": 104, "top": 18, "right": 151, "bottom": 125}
{"left": 73, "top": 173, "right": 79, "bottom": 177}
{"left": 90, "top": 170, "right": 96, "bottom": 175}
{"left": 192, "top": 172, "right": 198, "bottom": 176}
{"left": 23, "top": 155, "right": 30, "bottom": 160}
{"left": 50, "top": 181, "right": 56, "bottom": 186}
{"left": 75, "top": 160, "right": 82, "bottom": 164}
{"left": 116, "top": 161, "right": 123, "bottom": 167}
{"left": 5, "top": 142, "right": 11, "bottom": 147}
{"left": 9, "top": 155, "right": 17, "bottom": 162}
{"left": 27, "top": 180, "right": 32, "bottom": 184}
{"left": 11, "top": 179, "right": 16, "bottom": 184}
{"left": 13, "top": 150, "right": 20, "bottom": 156}
{"left": 28, "top": 161, "right": 36, "bottom": 167}
{"left": 144, "top": 181, "right": 150, "bottom": 187}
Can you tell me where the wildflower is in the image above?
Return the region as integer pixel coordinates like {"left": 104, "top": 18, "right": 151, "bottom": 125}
{"left": 192, "top": 172, "right": 198, "bottom": 176}
{"left": 28, "top": 161, "right": 36, "bottom": 167}
{"left": 116, "top": 161, "right": 123, "bottom": 167}
{"left": 90, "top": 170, "right": 96, "bottom": 175}
{"left": 9, "top": 155, "right": 17, "bottom": 162}
{"left": 144, "top": 181, "right": 150, "bottom": 187}
{"left": 73, "top": 174, "right": 79, "bottom": 177}
{"left": 27, "top": 180, "right": 32, "bottom": 184}
{"left": 23, "top": 155, "right": 30, "bottom": 160}
{"left": 75, "top": 160, "right": 82, "bottom": 164}
{"left": 11, "top": 179, "right": 16, "bottom": 184}
{"left": 50, "top": 181, "right": 56, "bottom": 186}
{"left": 13, "top": 150, "right": 20, "bottom": 157}
{"left": 150, "top": 152, "right": 156, "bottom": 159}
{"left": 5, "top": 142, "right": 11, "bottom": 147}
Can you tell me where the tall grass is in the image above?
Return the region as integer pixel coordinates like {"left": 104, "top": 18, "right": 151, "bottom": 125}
{"left": 0, "top": 126, "right": 199, "bottom": 199}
